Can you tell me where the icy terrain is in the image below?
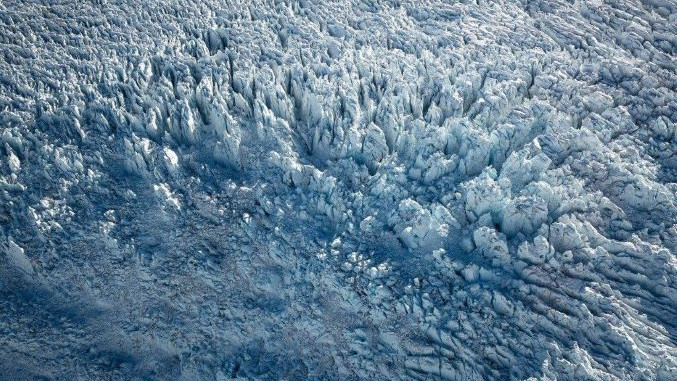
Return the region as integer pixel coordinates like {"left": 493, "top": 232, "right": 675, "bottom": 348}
{"left": 0, "top": 0, "right": 676, "bottom": 379}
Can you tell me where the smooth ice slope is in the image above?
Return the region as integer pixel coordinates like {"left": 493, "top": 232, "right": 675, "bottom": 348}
{"left": 0, "top": 0, "right": 676, "bottom": 380}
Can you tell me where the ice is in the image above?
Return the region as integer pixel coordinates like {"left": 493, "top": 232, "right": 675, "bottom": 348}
{"left": 0, "top": 0, "right": 675, "bottom": 379}
{"left": 4, "top": 239, "right": 33, "bottom": 275}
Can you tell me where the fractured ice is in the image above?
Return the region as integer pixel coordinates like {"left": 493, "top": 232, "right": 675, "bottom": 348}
{"left": 0, "top": 0, "right": 675, "bottom": 379}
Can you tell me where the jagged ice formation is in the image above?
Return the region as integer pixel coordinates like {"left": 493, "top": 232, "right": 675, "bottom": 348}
{"left": 0, "top": 0, "right": 676, "bottom": 380}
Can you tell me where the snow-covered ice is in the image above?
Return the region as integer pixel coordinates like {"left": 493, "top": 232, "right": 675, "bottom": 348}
{"left": 0, "top": 0, "right": 675, "bottom": 379}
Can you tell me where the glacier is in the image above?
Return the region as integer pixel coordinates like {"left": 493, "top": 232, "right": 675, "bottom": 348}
{"left": 0, "top": 0, "right": 675, "bottom": 380}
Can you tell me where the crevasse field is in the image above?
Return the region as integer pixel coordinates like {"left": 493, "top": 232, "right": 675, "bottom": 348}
{"left": 0, "top": 0, "right": 675, "bottom": 379}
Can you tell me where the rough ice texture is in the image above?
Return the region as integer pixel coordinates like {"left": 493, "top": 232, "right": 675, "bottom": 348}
{"left": 0, "top": 0, "right": 676, "bottom": 380}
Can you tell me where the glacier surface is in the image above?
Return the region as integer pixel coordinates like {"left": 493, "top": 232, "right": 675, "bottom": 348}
{"left": 0, "top": 0, "right": 676, "bottom": 379}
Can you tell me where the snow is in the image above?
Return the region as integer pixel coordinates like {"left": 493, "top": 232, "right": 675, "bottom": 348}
{"left": 0, "top": 0, "right": 676, "bottom": 379}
